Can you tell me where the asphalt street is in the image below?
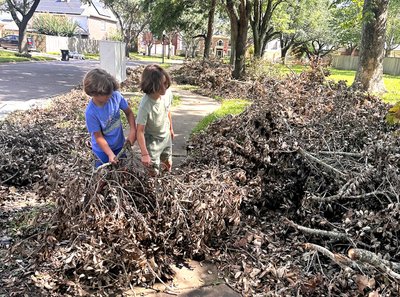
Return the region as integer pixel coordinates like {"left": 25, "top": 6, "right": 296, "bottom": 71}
{"left": 0, "top": 59, "right": 157, "bottom": 119}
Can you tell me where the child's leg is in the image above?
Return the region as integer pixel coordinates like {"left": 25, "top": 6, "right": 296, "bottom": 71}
{"left": 145, "top": 135, "right": 162, "bottom": 175}
{"left": 160, "top": 135, "right": 173, "bottom": 172}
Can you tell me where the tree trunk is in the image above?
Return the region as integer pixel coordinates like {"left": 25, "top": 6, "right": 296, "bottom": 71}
{"left": 226, "top": 0, "right": 252, "bottom": 79}
{"left": 280, "top": 35, "right": 295, "bottom": 64}
{"left": 147, "top": 44, "right": 153, "bottom": 56}
{"left": 124, "top": 34, "right": 131, "bottom": 57}
{"left": 226, "top": 6, "right": 237, "bottom": 65}
{"left": 251, "top": 0, "right": 283, "bottom": 59}
{"left": 281, "top": 46, "right": 289, "bottom": 65}
{"left": 204, "top": 0, "right": 216, "bottom": 59}
{"left": 234, "top": 16, "right": 248, "bottom": 79}
{"left": 229, "top": 23, "right": 237, "bottom": 65}
{"left": 353, "top": 0, "right": 389, "bottom": 93}
{"left": 6, "top": 0, "right": 40, "bottom": 54}
{"left": 18, "top": 27, "right": 28, "bottom": 54}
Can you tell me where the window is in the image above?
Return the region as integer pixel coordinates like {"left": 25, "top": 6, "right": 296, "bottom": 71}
{"left": 101, "top": 21, "right": 106, "bottom": 31}
{"left": 217, "top": 39, "right": 223, "bottom": 47}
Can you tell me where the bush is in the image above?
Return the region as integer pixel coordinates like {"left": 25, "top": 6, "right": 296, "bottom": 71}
{"left": 33, "top": 13, "right": 77, "bottom": 37}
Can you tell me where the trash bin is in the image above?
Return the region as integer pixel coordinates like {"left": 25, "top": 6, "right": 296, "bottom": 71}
{"left": 61, "top": 50, "right": 69, "bottom": 61}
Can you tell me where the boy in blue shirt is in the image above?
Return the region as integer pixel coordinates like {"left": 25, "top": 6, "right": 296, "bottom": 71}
{"left": 83, "top": 68, "right": 136, "bottom": 167}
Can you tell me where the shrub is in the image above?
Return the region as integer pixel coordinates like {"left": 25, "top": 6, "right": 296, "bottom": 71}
{"left": 33, "top": 13, "right": 77, "bottom": 37}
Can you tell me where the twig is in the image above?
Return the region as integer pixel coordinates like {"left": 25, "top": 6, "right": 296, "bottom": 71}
{"left": 0, "top": 171, "right": 19, "bottom": 184}
{"left": 298, "top": 148, "right": 346, "bottom": 178}
{"left": 94, "top": 142, "right": 131, "bottom": 173}
{"left": 319, "top": 151, "right": 362, "bottom": 158}
{"left": 147, "top": 263, "right": 177, "bottom": 295}
{"left": 285, "top": 218, "right": 348, "bottom": 240}
{"left": 304, "top": 243, "right": 359, "bottom": 270}
{"left": 310, "top": 191, "right": 389, "bottom": 202}
{"left": 318, "top": 65, "right": 332, "bottom": 91}
{"left": 348, "top": 248, "right": 400, "bottom": 277}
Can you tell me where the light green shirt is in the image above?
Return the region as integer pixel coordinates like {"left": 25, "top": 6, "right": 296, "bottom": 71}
{"left": 136, "top": 89, "right": 172, "bottom": 139}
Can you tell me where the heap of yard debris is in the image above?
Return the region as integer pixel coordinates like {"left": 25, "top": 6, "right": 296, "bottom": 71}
{"left": 1, "top": 61, "right": 400, "bottom": 296}
{"left": 179, "top": 60, "right": 400, "bottom": 295}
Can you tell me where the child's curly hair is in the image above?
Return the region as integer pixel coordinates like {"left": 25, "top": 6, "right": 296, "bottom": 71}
{"left": 83, "top": 68, "right": 119, "bottom": 97}
{"left": 140, "top": 64, "right": 171, "bottom": 95}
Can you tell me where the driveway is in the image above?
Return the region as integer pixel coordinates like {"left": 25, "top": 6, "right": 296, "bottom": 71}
{"left": 0, "top": 58, "right": 177, "bottom": 119}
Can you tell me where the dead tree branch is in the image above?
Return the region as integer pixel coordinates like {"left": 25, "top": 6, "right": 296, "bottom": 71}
{"left": 304, "top": 243, "right": 359, "bottom": 270}
{"left": 298, "top": 148, "right": 346, "bottom": 178}
{"left": 285, "top": 219, "right": 348, "bottom": 240}
{"left": 310, "top": 191, "right": 389, "bottom": 202}
{"left": 349, "top": 249, "right": 400, "bottom": 281}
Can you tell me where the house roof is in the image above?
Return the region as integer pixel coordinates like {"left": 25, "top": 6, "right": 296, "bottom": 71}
{"left": 36, "top": 0, "right": 84, "bottom": 15}
{"left": 36, "top": 0, "right": 114, "bottom": 19}
{"left": 91, "top": 0, "right": 113, "bottom": 18}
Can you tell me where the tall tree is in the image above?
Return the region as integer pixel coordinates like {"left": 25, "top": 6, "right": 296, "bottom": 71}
{"left": 275, "top": 0, "right": 309, "bottom": 63}
{"left": 251, "top": 0, "right": 284, "bottom": 58}
{"left": 102, "top": 0, "right": 149, "bottom": 57}
{"left": 291, "top": 0, "right": 339, "bottom": 59}
{"left": 225, "top": 0, "right": 252, "bottom": 79}
{"left": 353, "top": 0, "right": 389, "bottom": 93}
{"left": 204, "top": 0, "right": 217, "bottom": 59}
{"left": 385, "top": 0, "right": 400, "bottom": 56}
{"left": 3, "top": 0, "right": 41, "bottom": 53}
{"left": 149, "top": 0, "right": 208, "bottom": 57}
{"left": 330, "top": 0, "right": 363, "bottom": 55}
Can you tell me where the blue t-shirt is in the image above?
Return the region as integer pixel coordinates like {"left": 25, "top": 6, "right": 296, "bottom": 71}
{"left": 85, "top": 91, "right": 128, "bottom": 153}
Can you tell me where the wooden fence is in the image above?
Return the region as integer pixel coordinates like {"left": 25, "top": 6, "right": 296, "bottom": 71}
{"left": 45, "top": 35, "right": 99, "bottom": 54}
{"left": 332, "top": 55, "right": 400, "bottom": 76}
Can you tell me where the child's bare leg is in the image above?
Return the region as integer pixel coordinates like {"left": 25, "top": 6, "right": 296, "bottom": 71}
{"left": 161, "top": 158, "right": 172, "bottom": 172}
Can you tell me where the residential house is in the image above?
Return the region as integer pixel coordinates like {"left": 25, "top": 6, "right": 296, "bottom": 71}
{"left": 197, "top": 35, "right": 231, "bottom": 58}
{"left": 35, "top": 0, "right": 118, "bottom": 40}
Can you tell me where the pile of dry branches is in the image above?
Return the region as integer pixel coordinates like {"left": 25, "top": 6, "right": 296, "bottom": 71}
{"left": 8, "top": 156, "right": 242, "bottom": 295}
{"left": 2, "top": 62, "right": 400, "bottom": 296}
{"left": 0, "top": 89, "right": 89, "bottom": 187}
{"left": 172, "top": 59, "right": 268, "bottom": 100}
{"left": 182, "top": 61, "right": 400, "bottom": 295}
{"left": 120, "top": 66, "right": 145, "bottom": 92}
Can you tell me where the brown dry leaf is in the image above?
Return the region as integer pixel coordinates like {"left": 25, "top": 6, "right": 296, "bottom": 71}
{"left": 355, "top": 275, "right": 375, "bottom": 293}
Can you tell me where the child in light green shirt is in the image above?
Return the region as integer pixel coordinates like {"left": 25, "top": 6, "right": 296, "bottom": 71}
{"left": 136, "top": 64, "right": 174, "bottom": 174}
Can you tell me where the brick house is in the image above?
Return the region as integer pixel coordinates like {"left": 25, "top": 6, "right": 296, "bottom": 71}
{"left": 197, "top": 35, "right": 231, "bottom": 58}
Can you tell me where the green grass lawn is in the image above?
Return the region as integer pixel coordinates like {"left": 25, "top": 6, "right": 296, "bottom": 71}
{"left": 129, "top": 53, "right": 182, "bottom": 68}
{"left": 83, "top": 53, "right": 99, "bottom": 60}
{"left": 192, "top": 99, "right": 251, "bottom": 134}
{"left": 0, "top": 50, "right": 55, "bottom": 63}
{"left": 279, "top": 64, "right": 400, "bottom": 104}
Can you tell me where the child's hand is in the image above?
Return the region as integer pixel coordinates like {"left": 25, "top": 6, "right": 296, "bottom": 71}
{"left": 141, "top": 154, "right": 151, "bottom": 167}
{"left": 108, "top": 153, "right": 119, "bottom": 164}
{"left": 127, "top": 134, "right": 136, "bottom": 146}
{"left": 170, "top": 128, "right": 175, "bottom": 140}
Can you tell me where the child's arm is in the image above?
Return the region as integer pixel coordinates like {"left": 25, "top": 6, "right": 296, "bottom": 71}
{"left": 168, "top": 111, "right": 174, "bottom": 140}
{"left": 123, "top": 107, "right": 136, "bottom": 145}
{"left": 136, "top": 124, "right": 151, "bottom": 166}
{"left": 93, "top": 131, "right": 118, "bottom": 164}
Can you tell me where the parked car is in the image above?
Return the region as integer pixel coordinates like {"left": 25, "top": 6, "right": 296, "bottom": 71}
{"left": 0, "top": 34, "right": 36, "bottom": 51}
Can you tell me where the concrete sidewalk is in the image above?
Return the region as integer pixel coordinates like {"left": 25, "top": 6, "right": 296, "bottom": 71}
{"left": 169, "top": 85, "right": 220, "bottom": 165}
